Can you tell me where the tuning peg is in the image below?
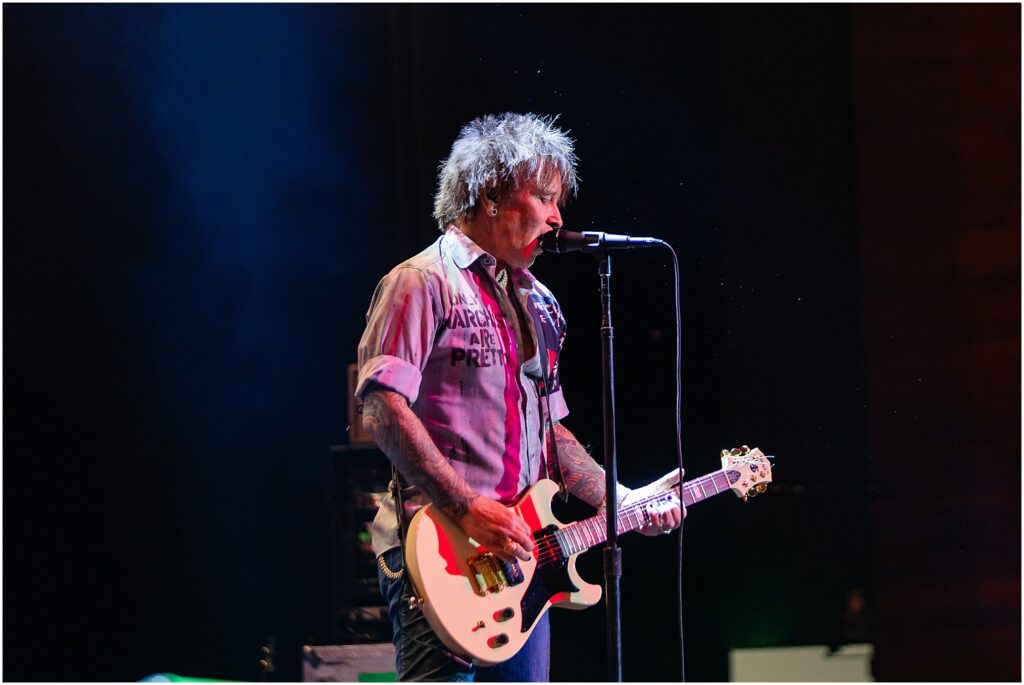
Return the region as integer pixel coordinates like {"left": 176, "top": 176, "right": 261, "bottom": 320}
{"left": 721, "top": 449, "right": 730, "bottom": 457}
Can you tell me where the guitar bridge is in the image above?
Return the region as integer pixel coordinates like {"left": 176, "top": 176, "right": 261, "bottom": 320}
{"left": 467, "top": 554, "right": 524, "bottom": 595}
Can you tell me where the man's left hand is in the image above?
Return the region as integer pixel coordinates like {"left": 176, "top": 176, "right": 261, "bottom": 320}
{"left": 620, "top": 468, "right": 687, "bottom": 536}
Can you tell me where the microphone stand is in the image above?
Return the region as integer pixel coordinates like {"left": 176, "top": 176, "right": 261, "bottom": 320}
{"left": 596, "top": 248, "right": 623, "bottom": 682}
{"left": 540, "top": 228, "right": 662, "bottom": 682}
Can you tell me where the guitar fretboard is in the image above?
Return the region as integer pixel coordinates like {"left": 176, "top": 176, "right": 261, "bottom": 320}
{"left": 550, "top": 470, "right": 732, "bottom": 558}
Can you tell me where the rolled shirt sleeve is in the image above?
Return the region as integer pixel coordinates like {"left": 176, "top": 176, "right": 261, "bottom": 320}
{"left": 356, "top": 266, "right": 440, "bottom": 406}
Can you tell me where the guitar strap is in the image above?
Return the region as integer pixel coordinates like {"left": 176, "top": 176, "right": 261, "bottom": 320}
{"left": 392, "top": 466, "right": 408, "bottom": 546}
{"left": 526, "top": 293, "right": 568, "bottom": 503}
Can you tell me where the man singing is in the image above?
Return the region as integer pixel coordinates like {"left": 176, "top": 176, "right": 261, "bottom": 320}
{"left": 356, "top": 113, "right": 683, "bottom": 682}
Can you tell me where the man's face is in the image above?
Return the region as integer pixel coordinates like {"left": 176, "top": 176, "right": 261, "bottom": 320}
{"left": 490, "top": 173, "right": 563, "bottom": 269}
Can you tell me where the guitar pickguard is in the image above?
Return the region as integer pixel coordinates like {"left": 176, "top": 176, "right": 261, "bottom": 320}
{"left": 519, "top": 526, "right": 579, "bottom": 632}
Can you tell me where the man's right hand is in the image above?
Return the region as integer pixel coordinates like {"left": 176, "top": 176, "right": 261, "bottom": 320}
{"left": 457, "top": 496, "right": 535, "bottom": 564}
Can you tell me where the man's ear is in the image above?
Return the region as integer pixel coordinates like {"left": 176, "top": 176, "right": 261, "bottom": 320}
{"left": 481, "top": 189, "right": 499, "bottom": 216}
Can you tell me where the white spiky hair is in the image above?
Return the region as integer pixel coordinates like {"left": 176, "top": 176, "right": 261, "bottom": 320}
{"left": 433, "top": 112, "right": 579, "bottom": 230}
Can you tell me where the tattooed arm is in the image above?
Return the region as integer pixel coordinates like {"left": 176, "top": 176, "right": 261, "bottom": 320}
{"left": 552, "top": 422, "right": 609, "bottom": 508}
{"left": 361, "top": 381, "right": 533, "bottom": 561}
{"left": 553, "top": 421, "right": 683, "bottom": 535}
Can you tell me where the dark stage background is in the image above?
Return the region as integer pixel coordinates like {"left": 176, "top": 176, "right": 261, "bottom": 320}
{"left": 4, "top": 4, "right": 1019, "bottom": 682}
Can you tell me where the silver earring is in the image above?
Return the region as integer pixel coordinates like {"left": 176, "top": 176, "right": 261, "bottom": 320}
{"left": 490, "top": 207, "right": 498, "bottom": 216}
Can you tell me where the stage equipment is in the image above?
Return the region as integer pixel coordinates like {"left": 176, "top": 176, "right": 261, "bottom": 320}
{"left": 302, "top": 643, "right": 396, "bottom": 682}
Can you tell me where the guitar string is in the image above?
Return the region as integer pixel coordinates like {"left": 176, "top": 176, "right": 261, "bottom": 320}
{"left": 530, "top": 488, "right": 689, "bottom": 566}
{"left": 529, "top": 463, "right": 750, "bottom": 563}
{"left": 524, "top": 463, "right": 757, "bottom": 565}
{"left": 541, "top": 489, "right": 675, "bottom": 556}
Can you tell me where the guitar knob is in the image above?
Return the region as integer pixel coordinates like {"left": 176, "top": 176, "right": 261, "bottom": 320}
{"left": 488, "top": 634, "right": 510, "bottom": 648}
{"left": 755, "top": 484, "right": 767, "bottom": 493}
{"left": 494, "top": 607, "right": 515, "bottom": 622}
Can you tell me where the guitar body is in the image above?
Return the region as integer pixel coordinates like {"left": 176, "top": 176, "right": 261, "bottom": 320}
{"left": 405, "top": 479, "right": 602, "bottom": 665}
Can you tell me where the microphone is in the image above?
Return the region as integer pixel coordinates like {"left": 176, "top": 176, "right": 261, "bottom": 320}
{"left": 539, "top": 228, "right": 661, "bottom": 254}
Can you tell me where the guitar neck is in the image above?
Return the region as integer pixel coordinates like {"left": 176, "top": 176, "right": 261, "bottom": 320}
{"left": 553, "top": 469, "right": 731, "bottom": 557}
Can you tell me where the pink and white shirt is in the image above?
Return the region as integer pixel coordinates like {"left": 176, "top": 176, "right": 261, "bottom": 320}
{"left": 356, "top": 227, "right": 568, "bottom": 556}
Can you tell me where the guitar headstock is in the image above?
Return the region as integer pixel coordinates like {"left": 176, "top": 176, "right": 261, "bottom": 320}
{"left": 720, "top": 446, "right": 773, "bottom": 501}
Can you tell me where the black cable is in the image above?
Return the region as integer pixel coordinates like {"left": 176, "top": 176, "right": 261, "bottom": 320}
{"left": 656, "top": 239, "right": 686, "bottom": 683}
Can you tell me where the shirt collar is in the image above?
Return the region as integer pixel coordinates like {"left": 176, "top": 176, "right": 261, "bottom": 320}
{"left": 443, "top": 226, "right": 537, "bottom": 290}
{"left": 510, "top": 265, "right": 536, "bottom": 291}
{"left": 444, "top": 226, "right": 490, "bottom": 270}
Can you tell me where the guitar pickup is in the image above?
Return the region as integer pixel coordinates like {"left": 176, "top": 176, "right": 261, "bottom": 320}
{"left": 498, "top": 559, "right": 524, "bottom": 586}
{"left": 467, "top": 554, "right": 523, "bottom": 594}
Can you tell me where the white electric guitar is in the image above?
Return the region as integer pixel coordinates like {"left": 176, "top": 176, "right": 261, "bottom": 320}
{"left": 404, "top": 446, "right": 773, "bottom": 665}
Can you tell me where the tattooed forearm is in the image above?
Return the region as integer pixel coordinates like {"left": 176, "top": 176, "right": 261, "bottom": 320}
{"left": 361, "top": 383, "right": 479, "bottom": 520}
{"left": 553, "top": 423, "right": 607, "bottom": 508}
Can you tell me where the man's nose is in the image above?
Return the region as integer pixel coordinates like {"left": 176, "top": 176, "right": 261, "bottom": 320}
{"left": 548, "top": 205, "right": 562, "bottom": 229}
